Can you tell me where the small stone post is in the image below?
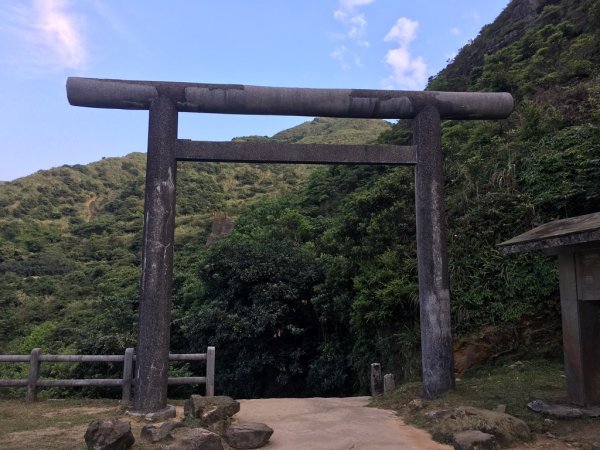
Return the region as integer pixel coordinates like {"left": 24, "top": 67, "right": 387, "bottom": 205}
{"left": 383, "top": 373, "right": 396, "bottom": 395}
{"left": 371, "top": 363, "right": 383, "bottom": 396}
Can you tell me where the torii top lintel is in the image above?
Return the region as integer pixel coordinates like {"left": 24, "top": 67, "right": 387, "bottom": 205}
{"left": 66, "top": 77, "right": 513, "bottom": 120}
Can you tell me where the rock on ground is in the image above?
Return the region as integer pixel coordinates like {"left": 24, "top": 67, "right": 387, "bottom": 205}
{"left": 84, "top": 419, "right": 135, "bottom": 450}
{"left": 224, "top": 422, "right": 273, "bottom": 449}
{"left": 453, "top": 430, "right": 499, "bottom": 450}
{"left": 426, "top": 406, "right": 530, "bottom": 447}
{"left": 184, "top": 395, "right": 240, "bottom": 426}
{"left": 140, "top": 420, "right": 184, "bottom": 444}
{"left": 164, "top": 428, "right": 223, "bottom": 450}
{"left": 527, "top": 400, "right": 600, "bottom": 419}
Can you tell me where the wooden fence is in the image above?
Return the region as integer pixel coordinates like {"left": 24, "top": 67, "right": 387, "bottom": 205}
{"left": 0, "top": 347, "right": 215, "bottom": 403}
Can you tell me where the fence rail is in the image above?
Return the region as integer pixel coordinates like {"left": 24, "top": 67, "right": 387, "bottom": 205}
{"left": 0, "top": 347, "right": 215, "bottom": 403}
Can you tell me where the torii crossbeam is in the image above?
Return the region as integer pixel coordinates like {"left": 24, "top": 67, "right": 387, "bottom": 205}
{"left": 67, "top": 77, "right": 513, "bottom": 413}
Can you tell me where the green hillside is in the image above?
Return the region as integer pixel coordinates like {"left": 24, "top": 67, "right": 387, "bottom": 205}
{"left": 0, "top": 118, "right": 389, "bottom": 391}
{"left": 272, "top": 117, "right": 391, "bottom": 144}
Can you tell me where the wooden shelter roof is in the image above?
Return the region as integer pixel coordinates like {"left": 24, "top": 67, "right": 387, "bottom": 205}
{"left": 498, "top": 212, "right": 600, "bottom": 254}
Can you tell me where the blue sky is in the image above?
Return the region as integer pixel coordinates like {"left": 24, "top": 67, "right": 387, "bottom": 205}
{"left": 0, "top": 0, "right": 509, "bottom": 181}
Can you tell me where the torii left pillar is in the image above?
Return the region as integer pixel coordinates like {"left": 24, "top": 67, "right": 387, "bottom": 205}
{"left": 134, "top": 95, "right": 178, "bottom": 413}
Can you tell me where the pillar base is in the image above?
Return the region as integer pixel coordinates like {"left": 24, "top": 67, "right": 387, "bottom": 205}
{"left": 126, "top": 404, "right": 176, "bottom": 422}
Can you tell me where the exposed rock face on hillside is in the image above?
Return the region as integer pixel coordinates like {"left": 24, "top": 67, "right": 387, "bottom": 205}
{"left": 432, "top": 0, "right": 599, "bottom": 93}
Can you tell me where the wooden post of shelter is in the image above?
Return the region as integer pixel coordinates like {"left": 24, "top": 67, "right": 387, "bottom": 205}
{"left": 66, "top": 77, "right": 513, "bottom": 412}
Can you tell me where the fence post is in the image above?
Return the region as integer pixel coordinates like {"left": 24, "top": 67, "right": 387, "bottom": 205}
{"left": 121, "top": 348, "right": 134, "bottom": 404}
{"left": 206, "top": 347, "right": 215, "bottom": 396}
{"left": 370, "top": 363, "right": 382, "bottom": 397}
{"left": 26, "top": 348, "right": 41, "bottom": 402}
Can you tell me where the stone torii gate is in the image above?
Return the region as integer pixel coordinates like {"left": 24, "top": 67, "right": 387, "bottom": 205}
{"left": 66, "top": 77, "right": 513, "bottom": 413}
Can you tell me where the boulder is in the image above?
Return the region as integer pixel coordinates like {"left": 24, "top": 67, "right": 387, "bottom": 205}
{"left": 140, "top": 420, "right": 184, "bottom": 443}
{"left": 164, "top": 428, "right": 224, "bottom": 450}
{"left": 426, "top": 406, "right": 529, "bottom": 447}
{"left": 461, "top": 407, "right": 530, "bottom": 445}
{"left": 224, "top": 422, "right": 274, "bottom": 449}
{"left": 206, "top": 419, "right": 230, "bottom": 436}
{"left": 84, "top": 419, "right": 135, "bottom": 450}
{"left": 184, "top": 395, "right": 240, "bottom": 426}
{"left": 453, "top": 430, "right": 499, "bottom": 450}
{"left": 527, "top": 400, "right": 600, "bottom": 418}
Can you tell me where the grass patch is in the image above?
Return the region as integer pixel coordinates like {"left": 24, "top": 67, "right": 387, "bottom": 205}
{"left": 0, "top": 398, "right": 186, "bottom": 449}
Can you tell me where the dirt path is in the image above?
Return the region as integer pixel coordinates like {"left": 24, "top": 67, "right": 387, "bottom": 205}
{"left": 235, "top": 397, "right": 451, "bottom": 450}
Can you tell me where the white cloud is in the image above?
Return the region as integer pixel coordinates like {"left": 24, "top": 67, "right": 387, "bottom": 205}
{"left": 450, "top": 27, "right": 461, "bottom": 36}
{"left": 2, "top": 0, "right": 86, "bottom": 73}
{"left": 384, "top": 17, "right": 418, "bottom": 46}
{"left": 382, "top": 17, "right": 427, "bottom": 90}
{"left": 331, "top": 46, "right": 349, "bottom": 70}
{"left": 340, "top": 0, "right": 375, "bottom": 11}
{"left": 331, "top": 0, "right": 374, "bottom": 69}
{"left": 333, "top": 0, "right": 373, "bottom": 48}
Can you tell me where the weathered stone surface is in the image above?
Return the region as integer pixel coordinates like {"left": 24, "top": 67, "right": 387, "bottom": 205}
{"left": 453, "top": 430, "right": 499, "bottom": 450}
{"left": 527, "top": 399, "right": 600, "bottom": 418}
{"left": 224, "top": 422, "right": 273, "bottom": 449}
{"left": 184, "top": 395, "right": 240, "bottom": 425}
{"left": 140, "top": 420, "right": 183, "bottom": 443}
{"left": 370, "top": 363, "right": 383, "bottom": 396}
{"left": 206, "top": 419, "right": 231, "bottom": 437}
{"left": 145, "top": 404, "right": 177, "bottom": 422}
{"left": 84, "top": 419, "right": 135, "bottom": 450}
{"left": 426, "top": 406, "right": 529, "bottom": 447}
{"left": 164, "top": 428, "right": 224, "bottom": 450}
{"left": 125, "top": 404, "right": 176, "bottom": 422}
